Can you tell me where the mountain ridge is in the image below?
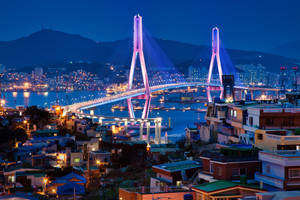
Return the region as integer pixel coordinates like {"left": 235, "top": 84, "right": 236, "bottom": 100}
{"left": 0, "top": 29, "right": 297, "bottom": 74}
{"left": 269, "top": 40, "right": 300, "bottom": 60}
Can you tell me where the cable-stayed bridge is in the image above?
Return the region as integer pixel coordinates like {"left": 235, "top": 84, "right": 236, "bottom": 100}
{"left": 63, "top": 14, "right": 279, "bottom": 118}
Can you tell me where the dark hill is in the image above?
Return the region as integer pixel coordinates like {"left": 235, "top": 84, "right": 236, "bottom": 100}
{"left": 0, "top": 29, "right": 297, "bottom": 73}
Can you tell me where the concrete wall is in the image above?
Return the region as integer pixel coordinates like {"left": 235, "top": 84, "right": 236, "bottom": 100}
{"left": 262, "top": 161, "right": 284, "bottom": 180}
{"left": 199, "top": 125, "right": 210, "bottom": 143}
{"left": 140, "top": 192, "right": 195, "bottom": 200}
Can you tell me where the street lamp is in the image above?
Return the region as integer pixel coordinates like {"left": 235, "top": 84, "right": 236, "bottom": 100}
{"left": 43, "top": 177, "right": 48, "bottom": 193}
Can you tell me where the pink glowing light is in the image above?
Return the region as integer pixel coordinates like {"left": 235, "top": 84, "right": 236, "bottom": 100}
{"left": 207, "top": 27, "right": 223, "bottom": 102}
{"left": 127, "top": 14, "right": 151, "bottom": 119}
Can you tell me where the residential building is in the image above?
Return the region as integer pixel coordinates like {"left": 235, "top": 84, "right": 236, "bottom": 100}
{"left": 16, "top": 171, "right": 46, "bottom": 189}
{"left": 3, "top": 166, "right": 42, "bottom": 189}
{"left": 245, "top": 106, "right": 300, "bottom": 131}
{"left": 255, "top": 191, "right": 300, "bottom": 200}
{"left": 205, "top": 101, "right": 228, "bottom": 142}
{"left": 192, "top": 180, "right": 265, "bottom": 200}
{"left": 119, "top": 187, "right": 195, "bottom": 200}
{"left": 226, "top": 102, "right": 252, "bottom": 144}
{"left": 46, "top": 172, "right": 86, "bottom": 198}
{"left": 254, "top": 129, "right": 300, "bottom": 151}
{"left": 151, "top": 160, "right": 201, "bottom": 192}
{"left": 199, "top": 146, "right": 260, "bottom": 181}
{"left": 90, "top": 150, "right": 110, "bottom": 165}
{"left": 255, "top": 150, "right": 300, "bottom": 190}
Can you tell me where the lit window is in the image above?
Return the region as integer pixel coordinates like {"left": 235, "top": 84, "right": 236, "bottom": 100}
{"left": 176, "top": 181, "right": 182, "bottom": 187}
{"left": 8, "top": 175, "right": 15, "bottom": 183}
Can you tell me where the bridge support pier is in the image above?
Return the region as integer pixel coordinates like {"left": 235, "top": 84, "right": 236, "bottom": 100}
{"left": 154, "top": 118, "right": 161, "bottom": 144}
{"left": 146, "top": 121, "right": 150, "bottom": 143}
{"left": 90, "top": 109, "right": 94, "bottom": 116}
{"left": 206, "top": 87, "right": 212, "bottom": 103}
{"left": 124, "top": 119, "right": 128, "bottom": 133}
{"left": 99, "top": 117, "right": 103, "bottom": 125}
{"left": 139, "top": 121, "right": 144, "bottom": 140}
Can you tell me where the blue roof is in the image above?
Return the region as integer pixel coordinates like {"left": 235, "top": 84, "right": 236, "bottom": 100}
{"left": 57, "top": 182, "right": 85, "bottom": 195}
{"left": 53, "top": 172, "right": 86, "bottom": 184}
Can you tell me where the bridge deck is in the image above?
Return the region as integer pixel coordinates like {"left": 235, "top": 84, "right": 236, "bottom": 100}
{"left": 62, "top": 82, "right": 279, "bottom": 112}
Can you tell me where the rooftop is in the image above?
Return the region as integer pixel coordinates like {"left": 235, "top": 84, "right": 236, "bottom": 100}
{"left": 262, "top": 150, "right": 300, "bottom": 157}
{"left": 31, "top": 129, "right": 59, "bottom": 137}
{"left": 16, "top": 171, "right": 46, "bottom": 177}
{"left": 121, "top": 186, "right": 190, "bottom": 194}
{"left": 257, "top": 191, "right": 300, "bottom": 200}
{"left": 53, "top": 172, "right": 86, "bottom": 184}
{"left": 152, "top": 160, "right": 201, "bottom": 172}
{"left": 200, "top": 147, "right": 259, "bottom": 162}
{"left": 193, "top": 180, "right": 260, "bottom": 193}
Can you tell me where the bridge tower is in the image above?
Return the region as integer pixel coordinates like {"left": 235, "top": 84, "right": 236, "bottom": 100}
{"left": 206, "top": 27, "right": 223, "bottom": 102}
{"left": 207, "top": 27, "right": 223, "bottom": 86}
{"left": 127, "top": 14, "right": 151, "bottom": 119}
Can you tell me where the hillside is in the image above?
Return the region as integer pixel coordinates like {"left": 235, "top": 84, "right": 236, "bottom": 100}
{"left": 0, "top": 29, "right": 298, "bottom": 74}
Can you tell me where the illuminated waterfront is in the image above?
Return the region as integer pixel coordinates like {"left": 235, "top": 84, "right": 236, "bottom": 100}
{"left": 3, "top": 90, "right": 207, "bottom": 141}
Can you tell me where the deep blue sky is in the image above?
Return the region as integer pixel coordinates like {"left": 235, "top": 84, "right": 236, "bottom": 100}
{"left": 0, "top": 0, "right": 299, "bottom": 51}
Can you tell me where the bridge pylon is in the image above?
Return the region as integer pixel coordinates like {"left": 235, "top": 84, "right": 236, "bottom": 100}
{"left": 127, "top": 14, "right": 151, "bottom": 119}
{"left": 207, "top": 27, "right": 223, "bottom": 102}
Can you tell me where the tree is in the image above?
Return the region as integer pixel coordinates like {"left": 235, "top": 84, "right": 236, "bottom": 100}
{"left": 14, "top": 128, "right": 28, "bottom": 143}
{"left": 24, "top": 106, "right": 51, "bottom": 129}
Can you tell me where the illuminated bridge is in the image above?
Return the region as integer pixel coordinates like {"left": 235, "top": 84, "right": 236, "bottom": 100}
{"left": 63, "top": 15, "right": 279, "bottom": 117}
{"left": 62, "top": 82, "right": 279, "bottom": 112}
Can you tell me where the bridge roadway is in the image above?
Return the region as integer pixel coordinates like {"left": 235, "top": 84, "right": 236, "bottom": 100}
{"left": 62, "top": 82, "right": 279, "bottom": 112}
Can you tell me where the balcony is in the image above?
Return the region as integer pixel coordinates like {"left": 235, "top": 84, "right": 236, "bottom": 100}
{"left": 255, "top": 172, "right": 284, "bottom": 189}
{"left": 243, "top": 124, "right": 259, "bottom": 132}
{"left": 266, "top": 134, "right": 300, "bottom": 141}
{"left": 217, "top": 111, "right": 226, "bottom": 120}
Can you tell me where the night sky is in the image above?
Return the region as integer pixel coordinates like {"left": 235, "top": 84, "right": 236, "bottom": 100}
{"left": 0, "top": 0, "right": 298, "bottom": 51}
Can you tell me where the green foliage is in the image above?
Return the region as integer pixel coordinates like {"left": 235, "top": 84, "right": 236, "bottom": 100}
{"left": 14, "top": 128, "right": 28, "bottom": 143}
{"left": 24, "top": 106, "right": 51, "bottom": 129}
{"left": 0, "top": 127, "right": 27, "bottom": 146}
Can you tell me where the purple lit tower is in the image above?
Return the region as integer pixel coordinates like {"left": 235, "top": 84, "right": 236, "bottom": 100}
{"left": 127, "top": 14, "right": 151, "bottom": 119}
{"left": 207, "top": 27, "right": 223, "bottom": 101}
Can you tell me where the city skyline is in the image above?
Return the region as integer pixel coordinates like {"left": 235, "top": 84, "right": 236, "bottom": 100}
{"left": 0, "top": 0, "right": 299, "bottom": 52}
